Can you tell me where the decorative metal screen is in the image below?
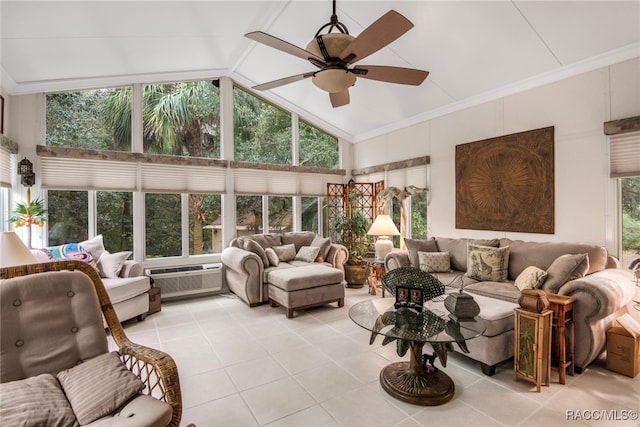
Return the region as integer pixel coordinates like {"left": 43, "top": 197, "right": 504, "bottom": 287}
{"left": 326, "top": 180, "right": 383, "bottom": 241}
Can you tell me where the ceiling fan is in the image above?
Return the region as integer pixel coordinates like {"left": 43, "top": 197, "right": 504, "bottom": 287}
{"left": 245, "top": 0, "right": 429, "bottom": 108}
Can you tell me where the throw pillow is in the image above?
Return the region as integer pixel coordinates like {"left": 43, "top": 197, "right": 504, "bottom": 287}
{"left": 310, "top": 235, "right": 331, "bottom": 262}
{"left": 80, "top": 234, "right": 106, "bottom": 260}
{"left": 57, "top": 352, "right": 144, "bottom": 425}
{"left": 244, "top": 239, "right": 270, "bottom": 267}
{"left": 514, "top": 266, "right": 548, "bottom": 291}
{"left": 30, "top": 249, "right": 51, "bottom": 263}
{"left": 466, "top": 244, "right": 510, "bottom": 282}
{"left": 417, "top": 251, "right": 451, "bottom": 273}
{"left": 295, "top": 246, "right": 321, "bottom": 263}
{"left": 98, "top": 251, "right": 132, "bottom": 279}
{"left": 0, "top": 373, "right": 77, "bottom": 427}
{"left": 405, "top": 238, "right": 438, "bottom": 268}
{"left": 273, "top": 243, "right": 296, "bottom": 262}
{"left": 43, "top": 243, "right": 97, "bottom": 269}
{"left": 542, "top": 253, "right": 589, "bottom": 294}
{"left": 265, "top": 247, "right": 279, "bottom": 267}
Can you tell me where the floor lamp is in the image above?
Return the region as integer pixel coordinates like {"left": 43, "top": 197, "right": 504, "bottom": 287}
{"left": 367, "top": 214, "right": 400, "bottom": 263}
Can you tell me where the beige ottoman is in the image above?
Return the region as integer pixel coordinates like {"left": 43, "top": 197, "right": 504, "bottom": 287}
{"left": 268, "top": 264, "right": 345, "bottom": 318}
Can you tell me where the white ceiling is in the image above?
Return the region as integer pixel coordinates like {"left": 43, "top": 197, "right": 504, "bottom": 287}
{"left": 2, "top": 1, "right": 639, "bottom": 142}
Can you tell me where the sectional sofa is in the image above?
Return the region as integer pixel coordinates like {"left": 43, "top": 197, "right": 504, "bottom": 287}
{"left": 385, "top": 237, "right": 637, "bottom": 375}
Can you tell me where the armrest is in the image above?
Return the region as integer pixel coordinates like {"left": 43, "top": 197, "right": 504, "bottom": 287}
{"left": 220, "top": 246, "right": 264, "bottom": 303}
{"left": 120, "top": 260, "right": 144, "bottom": 278}
{"left": 326, "top": 243, "right": 348, "bottom": 272}
{"left": 385, "top": 251, "right": 411, "bottom": 271}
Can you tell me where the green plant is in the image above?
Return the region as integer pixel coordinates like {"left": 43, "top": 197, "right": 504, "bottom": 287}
{"left": 334, "top": 213, "right": 370, "bottom": 265}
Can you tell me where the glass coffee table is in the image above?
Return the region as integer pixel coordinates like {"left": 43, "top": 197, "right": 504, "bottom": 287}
{"left": 349, "top": 298, "right": 485, "bottom": 406}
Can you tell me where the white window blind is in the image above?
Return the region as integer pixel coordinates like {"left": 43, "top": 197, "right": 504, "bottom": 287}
{"left": 387, "top": 165, "right": 428, "bottom": 189}
{"left": 140, "top": 163, "right": 226, "bottom": 193}
{"left": 610, "top": 131, "right": 640, "bottom": 178}
{"left": 40, "top": 157, "right": 138, "bottom": 191}
{"left": 0, "top": 145, "right": 12, "bottom": 188}
{"left": 234, "top": 169, "right": 335, "bottom": 196}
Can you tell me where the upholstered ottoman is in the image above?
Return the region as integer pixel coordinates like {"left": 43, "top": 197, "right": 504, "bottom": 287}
{"left": 268, "top": 264, "right": 345, "bottom": 318}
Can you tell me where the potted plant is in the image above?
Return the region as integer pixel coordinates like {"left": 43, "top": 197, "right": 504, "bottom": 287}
{"left": 9, "top": 189, "right": 47, "bottom": 249}
{"left": 333, "top": 212, "right": 370, "bottom": 287}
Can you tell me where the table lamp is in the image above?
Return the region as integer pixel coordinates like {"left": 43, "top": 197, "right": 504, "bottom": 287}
{"left": 367, "top": 214, "right": 400, "bottom": 262}
{"left": 0, "top": 231, "right": 38, "bottom": 267}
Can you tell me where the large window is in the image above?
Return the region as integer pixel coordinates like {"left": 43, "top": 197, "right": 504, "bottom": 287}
{"left": 268, "top": 196, "right": 292, "bottom": 233}
{"left": 46, "top": 88, "right": 132, "bottom": 151}
{"left": 145, "top": 193, "right": 181, "bottom": 259}
{"left": 302, "top": 197, "right": 320, "bottom": 234}
{"left": 299, "top": 120, "right": 339, "bottom": 168}
{"left": 190, "top": 193, "right": 222, "bottom": 255}
{"left": 621, "top": 177, "right": 640, "bottom": 268}
{"left": 143, "top": 81, "right": 221, "bottom": 158}
{"left": 411, "top": 192, "right": 428, "bottom": 239}
{"left": 233, "top": 86, "right": 292, "bottom": 165}
{"left": 236, "top": 195, "right": 262, "bottom": 237}
{"left": 97, "top": 191, "right": 133, "bottom": 253}
{"left": 48, "top": 190, "right": 88, "bottom": 246}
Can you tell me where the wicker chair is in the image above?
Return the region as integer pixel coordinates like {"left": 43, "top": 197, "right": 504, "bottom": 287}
{"left": 0, "top": 261, "right": 182, "bottom": 427}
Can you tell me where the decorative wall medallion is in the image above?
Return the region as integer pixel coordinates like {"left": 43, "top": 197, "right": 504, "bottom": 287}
{"left": 455, "top": 126, "right": 554, "bottom": 234}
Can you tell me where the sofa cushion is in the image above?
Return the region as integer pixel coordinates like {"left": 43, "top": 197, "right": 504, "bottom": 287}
{"left": 417, "top": 251, "right": 451, "bottom": 273}
{"left": 295, "top": 246, "right": 321, "bottom": 263}
{"left": 466, "top": 244, "right": 510, "bottom": 282}
{"left": 465, "top": 281, "right": 521, "bottom": 304}
{"left": 0, "top": 373, "right": 78, "bottom": 427}
{"left": 265, "top": 247, "right": 279, "bottom": 266}
{"left": 268, "top": 265, "right": 344, "bottom": 292}
{"left": 273, "top": 243, "right": 296, "bottom": 262}
{"left": 514, "top": 266, "right": 548, "bottom": 291}
{"left": 542, "top": 253, "right": 589, "bottom": 294}
{"left": 57, "top": 352, "right": 144, "bottom": 425}
{"left": 405, "top": 238, "right": 438, "bottom": 268}
{"left": 310, "top": 235, "right": 332, "bottom": 262}
{"left": 102, "top": 276, "right": 150, "bottom": 305}
{"left": 244, "top": 239, "right": 270, "bottom": 266}
{"left": 435, "top": 238, "right": 500, "bottom": 272}
{"left": 282, "top": 231, "right": 316, "bottom": 252}
{"left": 97, "top": 251, "right": 132, "bottom": 279}
{"left": 88, "top": 394, "right": 173, "bottom": 427}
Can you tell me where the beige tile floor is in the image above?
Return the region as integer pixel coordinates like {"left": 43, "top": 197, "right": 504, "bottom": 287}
{"left": 111, "top": 287, "right": 640, "bottom": 427}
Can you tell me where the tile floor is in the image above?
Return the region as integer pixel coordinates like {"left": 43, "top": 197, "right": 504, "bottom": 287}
{"left": 111, "top": 287, "right": 640, "bottom": 427}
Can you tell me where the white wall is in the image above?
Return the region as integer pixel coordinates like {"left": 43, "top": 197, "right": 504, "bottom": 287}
{"left": 353, "top": 58, "right": 640, "bottom": 255}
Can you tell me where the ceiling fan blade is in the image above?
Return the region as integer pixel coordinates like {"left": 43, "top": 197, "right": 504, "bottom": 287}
{"left": 330, "top": 90, "right": 350, "bottom": 108}
{"left": 253, "top": 72, "right": 315, "bottom": 91}
{"left": 339, "top": 10, "right": 414, "bottom": 65}
{"left": 245, "top": 31, "right": 325, "bottom": 64}
{"left": 354, "top": 66, "right": 429, "bottom": 86}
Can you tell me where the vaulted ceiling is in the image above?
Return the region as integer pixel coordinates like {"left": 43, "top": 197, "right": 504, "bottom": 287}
{"left": 2, "top": 1, "right": 639, "bottom": 142}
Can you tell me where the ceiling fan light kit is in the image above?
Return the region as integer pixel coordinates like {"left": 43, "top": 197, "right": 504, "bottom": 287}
{"left": 245, "top": 0, "right": 428, "bottom": 107}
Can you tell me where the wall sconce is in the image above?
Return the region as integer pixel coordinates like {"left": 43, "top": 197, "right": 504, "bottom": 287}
{"left": 17, "top": 157, "right": 35, "bottom": 187}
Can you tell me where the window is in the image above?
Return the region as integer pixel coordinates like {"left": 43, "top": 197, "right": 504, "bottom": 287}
{"left": 299, "top": 121, "right": 339, "bottom": 168}
{"left": 48, "top": 190, "right": 88, "bottom": 246}
{"left": 46, "top": 88, "right": 132, "bottom": 151}
{"left": 621, "top": 177, "right": 640, "bottom": 268}
{"left": 233, "top": 86, "right": 292, "bottom": 165}
{"left": 236, "top": 195, "right": 262, "bottom": 236}
{"left": 410, "top": 192, "right": 428, "bottom": 239}
{"left": 302, "top": 197, "right": 320, "bottom": 234}
{"left": 143, "top": 81, "right": 221, "bottom": 158}
{"left": 145, "top": 193, "right": 181, "bottom": 258}
{"left": 0, "top": 187, "right": 8, "bottom": 231}
{"left": 97, "top": 191, "right": 133, "bottom": 252}
{"left": 268, "top": 196, "right": 292, "bottom": 233}
{"left": 190, "top": 193, "right": 222, "bottom": 255}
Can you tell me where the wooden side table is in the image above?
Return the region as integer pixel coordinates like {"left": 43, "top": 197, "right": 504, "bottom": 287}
{"left": 514, "top": 308, "right": 552, "bottom": 392}
{"left": 547, "top": 293, "right": 575, "bottom": 384}
{"left": 365, "top": 258, "right": 386, "bottom": 297}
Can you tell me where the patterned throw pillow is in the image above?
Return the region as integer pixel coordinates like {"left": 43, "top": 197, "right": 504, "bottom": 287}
{"left": 43, "top": 243, "right": 97, "bottom": 269}
{"left": 417, "top": 251, "right": 451, "bottom": 273}
{"left": 273, "top": 243, "right": 296, "bottom": 262}
{"left": 295, "top": 246, "right": 321, "bottom": 263}
{"left": 514, "top": 266, "right": 548, "bottom": 291}
{"left": 265, "top": 247, "right": 279, "bottom": 267}
{"left": 466, "top": 244, "right": 510, "bottom": 282}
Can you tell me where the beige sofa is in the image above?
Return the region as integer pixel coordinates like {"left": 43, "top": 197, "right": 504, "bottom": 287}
{"left": 31, "top": 235, "right": 150, "bottom": 323}
{"left": 221, "top": 231, "right": 348, "bottom": 312}
{"left": 385, "top": 237, "right": 637, "bottom": 375}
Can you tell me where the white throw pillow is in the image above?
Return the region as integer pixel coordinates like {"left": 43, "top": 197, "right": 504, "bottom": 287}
{"left": 98, "top": 251, "right": 132, "bottom": 279}
{"left": 79, "top": 235, "right": 106, "bottom": 260}
{"left": 418, "top": 251, "right": 451, "bottom": 273}
{"left": 514, "top": 266, "right": 548, "bottom": 291}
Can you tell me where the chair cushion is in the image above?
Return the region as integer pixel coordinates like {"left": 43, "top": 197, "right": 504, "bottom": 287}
{"left": 102, "top": 276, "right": 150, "bottom": 305}
{"left": 0, "top": 373, "right": 77, "bottom": 427}
{"left": 87, "top": 395, "right": 173, "bottom": 427}
{"left": 57, "top": 352, "right": 144, "bottom": 425}
{"left": 269, "top": 265, "right": 344, "bottom": 292}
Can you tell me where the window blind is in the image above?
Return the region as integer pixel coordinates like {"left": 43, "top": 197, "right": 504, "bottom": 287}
{"left": 140, "top": 163, "right": 226, "bottom": 193}
{"left": 234, "top": 169, "right": 334, "bottom": 196}
{"left": 610, "top": 130, "right": 640, "bottom": 178}
{"left": 0, "top": 145, "right": 12, "bottom": 188}
{"left": 40, "top": 157, "right": 138, "bottom": 191}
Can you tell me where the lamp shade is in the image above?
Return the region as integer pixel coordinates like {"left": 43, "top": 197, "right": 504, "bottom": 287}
{"left": 0, "top": 232, "right": 38, "bottom": 267}
{"left": 367, "top": 215, "right": 400, "bottom": 236}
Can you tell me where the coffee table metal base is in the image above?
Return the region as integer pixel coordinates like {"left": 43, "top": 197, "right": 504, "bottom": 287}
{"left": 379, "top": 340, "right": 455, "bottom": 406}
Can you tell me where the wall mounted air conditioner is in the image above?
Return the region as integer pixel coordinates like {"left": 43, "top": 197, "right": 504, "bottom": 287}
{"left": 145, "top": 263, "right": 225, "bottom": 300}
